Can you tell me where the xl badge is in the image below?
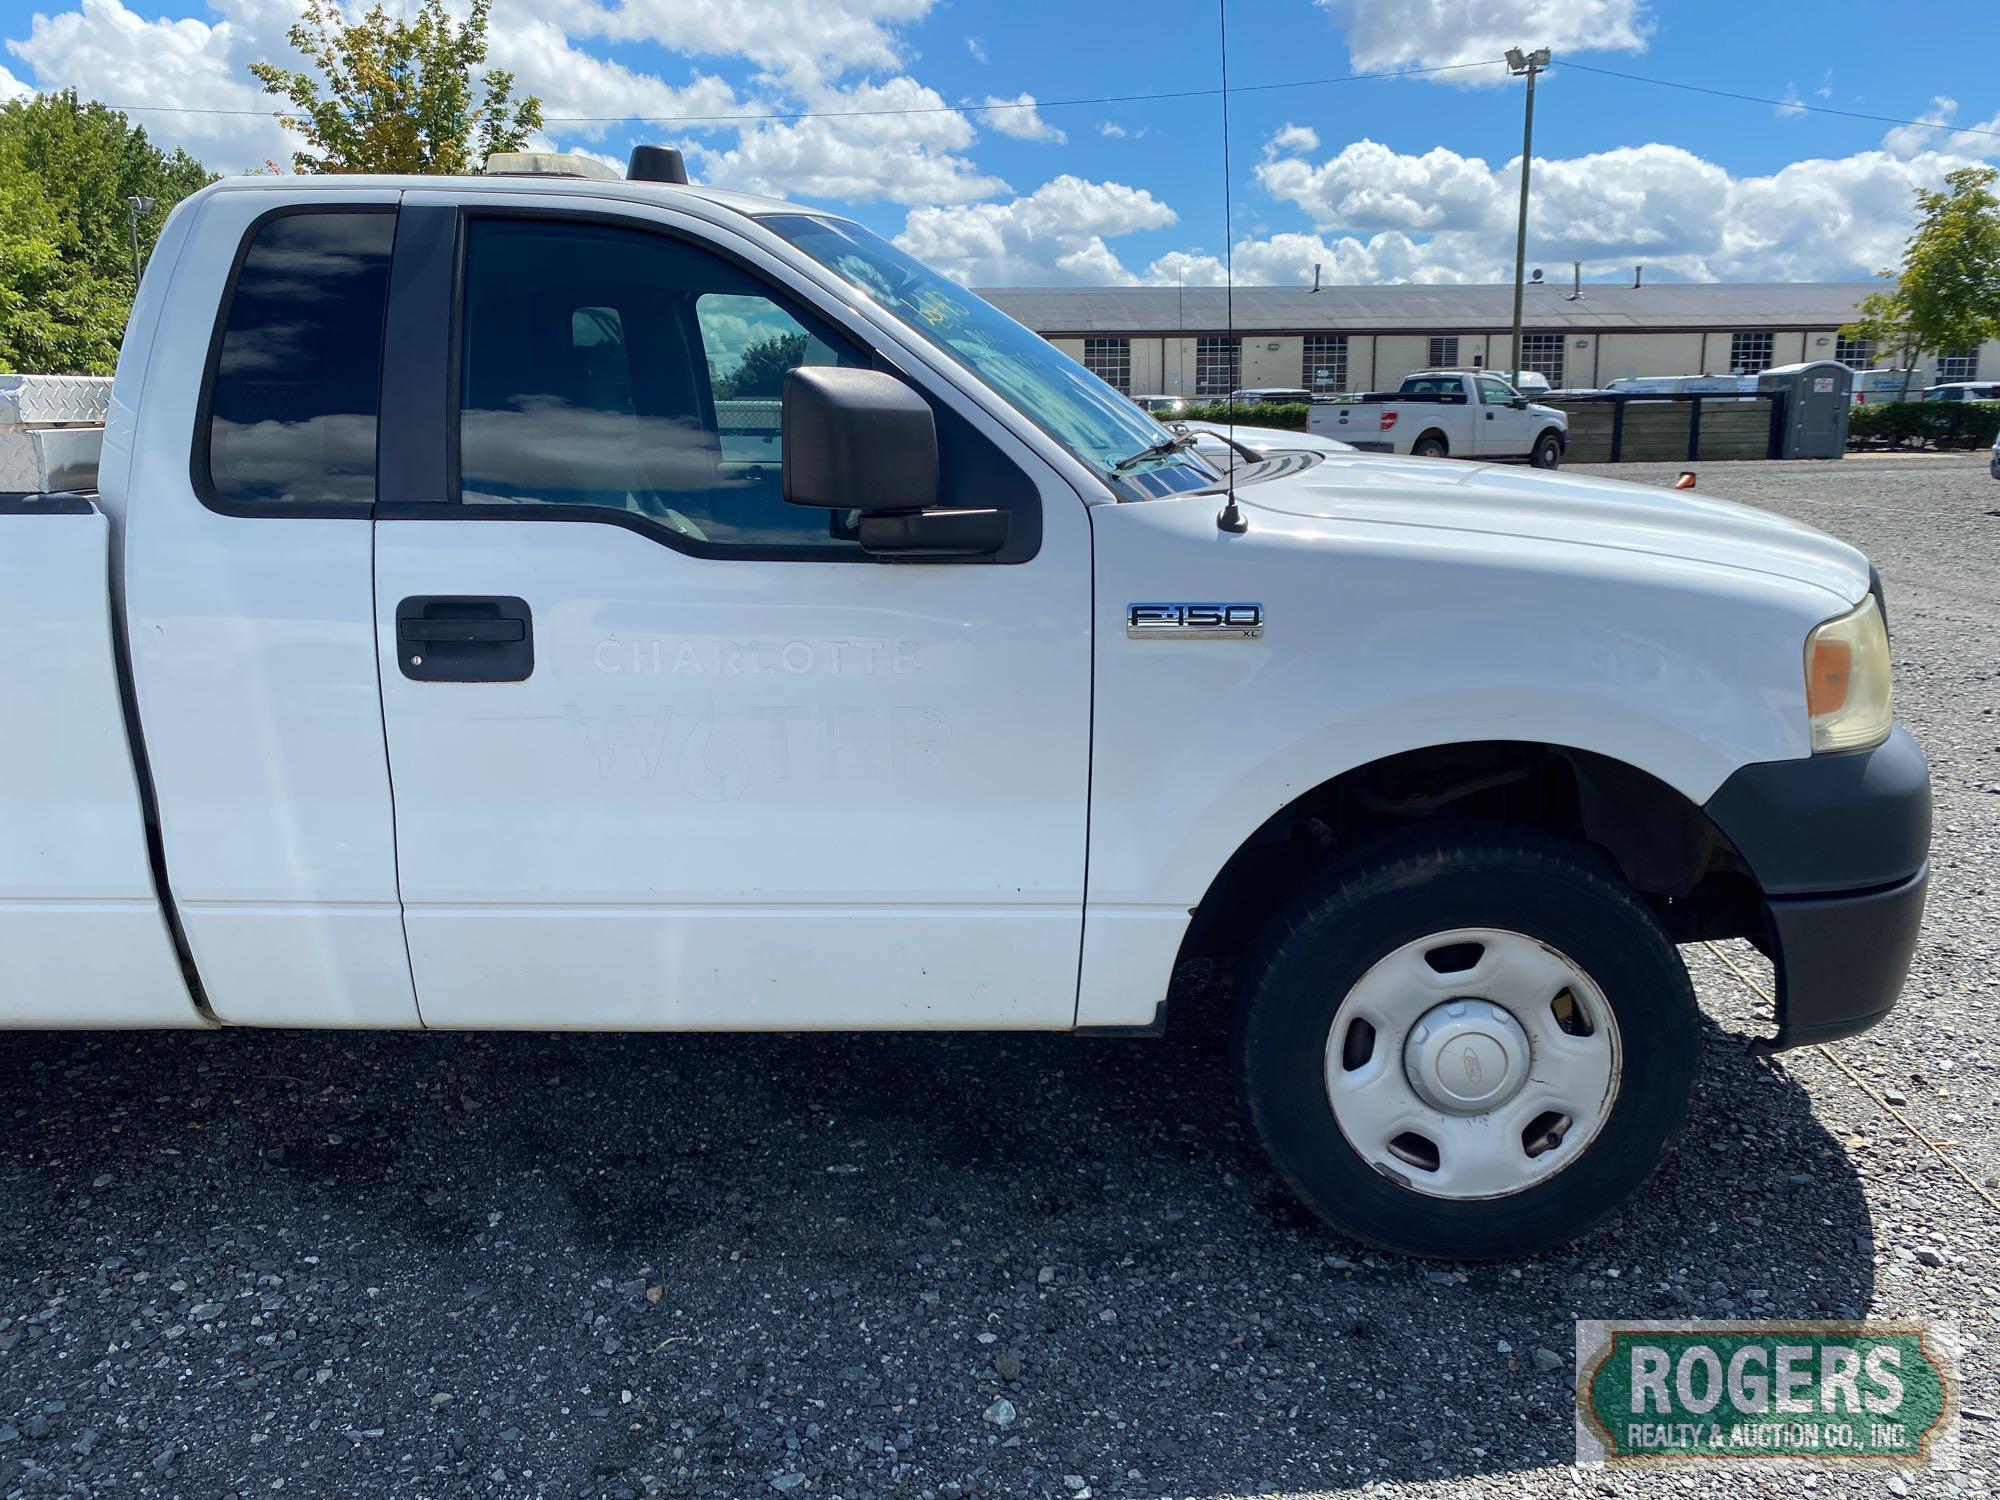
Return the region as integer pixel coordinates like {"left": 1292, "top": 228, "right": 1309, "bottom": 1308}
{"left": 1127, "top": 602, "right": 1264, "bottom": 640}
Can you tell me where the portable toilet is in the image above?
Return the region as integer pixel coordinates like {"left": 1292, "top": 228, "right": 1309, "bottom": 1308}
{"left": 1756, "top": 361, "right": 1852, "bottom": 458}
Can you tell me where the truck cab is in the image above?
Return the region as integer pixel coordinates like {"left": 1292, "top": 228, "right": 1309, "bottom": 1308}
{"left": 1308, "top": 369, "right": 1568, "bottom": 465}
{"left": 1, "top": 158, "right": 1929, "bottom": 1259}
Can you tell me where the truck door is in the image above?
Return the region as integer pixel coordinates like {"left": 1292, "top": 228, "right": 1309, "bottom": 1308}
{"left": 370, "top": 199, "right": 1092, "bottom": 1029}
{"left": 1476, "top": 375, "right": 1532, "bottom": 455}
{"left": 119, "top": 191, "right": 420, "bottom": 1027}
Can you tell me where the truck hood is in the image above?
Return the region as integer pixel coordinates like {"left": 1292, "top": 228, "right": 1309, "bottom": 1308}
{"left": 1238, "top": 452, "right": 1870, "bottom": 604}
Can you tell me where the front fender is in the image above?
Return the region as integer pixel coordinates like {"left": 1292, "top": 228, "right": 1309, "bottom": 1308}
{"left": 1075, "top": 492, "right": 1834, "bottom": 1028}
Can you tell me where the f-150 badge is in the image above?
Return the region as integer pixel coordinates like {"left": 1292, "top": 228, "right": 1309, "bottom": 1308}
{"left": 1126, "top": 602, "right": 1264, "bottom": 639}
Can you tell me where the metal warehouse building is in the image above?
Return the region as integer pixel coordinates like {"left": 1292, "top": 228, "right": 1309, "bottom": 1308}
{"left": 976, "top": 281, "right": 1999, "bottom": 396}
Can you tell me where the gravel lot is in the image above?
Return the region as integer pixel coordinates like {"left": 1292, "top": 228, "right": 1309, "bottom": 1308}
{"left": 2, "top": 453, "right": 1996, "bottom": 1499}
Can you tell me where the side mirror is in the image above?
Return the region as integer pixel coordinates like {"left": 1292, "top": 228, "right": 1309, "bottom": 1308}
{"left": 1508, "top": 395, "right": 1529, "bottom": 409}
{"left": 783, "top": 366, "right": 937, "bottom": 511}
{"left": 782, "top": 366, "right": 1007, "bottom": 558}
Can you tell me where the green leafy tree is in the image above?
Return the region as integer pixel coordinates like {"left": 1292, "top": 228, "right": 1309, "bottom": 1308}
{"left": 715, "top": 333, "right": 810, "bottom": 400}
{"left": 1846, "top": 166, "right": 2000, "bottom": 398}
{"left": 0, "top": 92, "right": 212, "bottom": 374}
{"left": 1841, "top": 286, "right": 1921, "bottom": 398}
{"left": 250, "top": 0, "right": 542, "bottom": 175}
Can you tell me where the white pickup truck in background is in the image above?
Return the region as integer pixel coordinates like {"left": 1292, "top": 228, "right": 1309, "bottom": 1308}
{"left": 1310, "top": 369, "right": 1569, "bottom": 466}
{"left": 1, "top": 153, "right": 1930, "bottom": 1259}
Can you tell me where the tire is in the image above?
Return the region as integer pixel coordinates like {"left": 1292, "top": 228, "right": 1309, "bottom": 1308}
{"left": 1530, "top": 431, "right": 1564, "bottom": 469}
{"left": 1412, "top": 432, "right": 1449, "bottom": 459}
{"left": 1236, "top": 826, "right": 1698, "bottom": 1259}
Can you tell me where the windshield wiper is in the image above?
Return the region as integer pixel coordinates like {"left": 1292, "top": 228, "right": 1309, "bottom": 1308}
{"left": 1112, "top": 428, "right": 1198, "bottom": 472}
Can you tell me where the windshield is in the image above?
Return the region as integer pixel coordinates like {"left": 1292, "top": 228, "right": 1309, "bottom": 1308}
{"left": 761, "top": 213, "right": 1218, "bottom": 498}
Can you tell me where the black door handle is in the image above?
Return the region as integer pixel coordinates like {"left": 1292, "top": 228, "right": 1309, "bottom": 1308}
{"left": 396, "top": 596, "right": 533, "bottom": 682}
{"left": 399, "top": 617, "right": 526, "bottom": 644}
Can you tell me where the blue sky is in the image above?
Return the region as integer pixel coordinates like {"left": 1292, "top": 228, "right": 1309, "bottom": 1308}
{"left": 6, "top": 0, "right": 1997, "bottom": 285}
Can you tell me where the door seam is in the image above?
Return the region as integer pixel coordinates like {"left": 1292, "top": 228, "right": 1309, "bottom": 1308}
{"left": 370, "top": 516, "right": 429, "bottom": 1028}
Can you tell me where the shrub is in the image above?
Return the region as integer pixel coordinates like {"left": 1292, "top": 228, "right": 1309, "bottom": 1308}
{"left": 1164, "top": 401, "right": 1309, "bottom": 431}
{"left": 1848, "top": 400, "right": 2000, "bottom": 449}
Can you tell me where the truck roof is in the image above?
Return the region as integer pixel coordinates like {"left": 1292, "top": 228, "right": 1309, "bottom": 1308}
{"left": 191, "top": 171, "right": 820, "bottom": 225}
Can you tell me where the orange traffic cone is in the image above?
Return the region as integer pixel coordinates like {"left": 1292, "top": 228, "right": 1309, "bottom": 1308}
{"left": 1674, "top": 471, "right": 1697, "bottom": 489}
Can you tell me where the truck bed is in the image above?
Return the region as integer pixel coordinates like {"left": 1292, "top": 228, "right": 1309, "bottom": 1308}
{"left": 0, "top": 493, "right": 204, "bottom": 1027}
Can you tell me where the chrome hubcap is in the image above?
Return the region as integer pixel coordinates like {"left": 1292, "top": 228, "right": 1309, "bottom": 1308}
{"left": 1324, "top": 927, "right": 1622, "bottom": 1201}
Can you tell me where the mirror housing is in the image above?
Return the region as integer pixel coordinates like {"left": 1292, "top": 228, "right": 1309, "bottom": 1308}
{"left": 1508, "top": 395, "right": 1529, "bottom": 409}
{"left": 783, "top": 366, "right": 938, "bottom": 512}
{"left": 783, "top": 366, "right": 1007, "bottom": 559}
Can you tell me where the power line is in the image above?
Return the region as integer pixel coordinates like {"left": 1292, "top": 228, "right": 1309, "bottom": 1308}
{"left": 1560, "top": 59, "right": 2000, "bottom": 142}
{"left": 47, "top": 52, "right": 2000, "bottom": 143}
{"left": 51, "top": 58, "right": 1503, "bottom": 123}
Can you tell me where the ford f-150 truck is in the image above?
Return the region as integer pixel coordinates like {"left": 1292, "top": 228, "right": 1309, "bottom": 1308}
{"left": 1309, "top": 369, "right": 1569, "bottom": 466}
{"left": 1, "top": 153, "right": 1929, "bottom": 1259}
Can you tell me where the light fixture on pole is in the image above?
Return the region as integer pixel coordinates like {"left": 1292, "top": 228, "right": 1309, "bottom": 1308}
{"left": 125, "top": 195, "right": 156, "bottom": 287}
{"left": 1504, "top": 47, "right": 1549, "bottom": 387}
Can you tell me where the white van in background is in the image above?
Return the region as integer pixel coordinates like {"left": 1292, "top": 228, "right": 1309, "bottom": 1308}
{"left": 1850, "top": 369, "right": 1917, "bottom": 404}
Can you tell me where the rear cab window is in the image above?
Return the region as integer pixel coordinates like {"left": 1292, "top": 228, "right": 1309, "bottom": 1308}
{"left": 200, "top": 209, "right": 396, "bottom": 510}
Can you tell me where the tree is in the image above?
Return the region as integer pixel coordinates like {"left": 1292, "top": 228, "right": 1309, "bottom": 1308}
{"left": 715, "top": 333, "right": 810, "bottom": 400}
{"left": 1846, "top": 165, "right": 2000, "bottom": 398}
{"left": 250, "top": 0, "right": 542, "bottom": 175}
{"left": 1840, "top": 286, "right": 1921, "bottom": 398}
{"left": 0, "top": 92, "right": 212, "bottom": 374}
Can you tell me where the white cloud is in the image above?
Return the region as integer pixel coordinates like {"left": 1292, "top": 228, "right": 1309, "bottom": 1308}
{"left": 1881, "top": 96, "right": 2000, "bottom": 161}
{"left": 7, "top": 0, "right": 292, "bottom": 169}
{"left": 487, "top": 16, "right": 749, "bottom": 146}
{"left": 5, "top": 0, "right": 945, "bottom": 175}
{"left": 1259, "top": 137, "right": 1503, "bottom": 233}
{"left": 1140, "top": 231, "right": 1483, "bottom": 288}
{"left": 1263, "top": 122, "right": 1319, "bottom": 157}
{"left": 1774, "top": 85, "right": 1806, "bottom": 120}
{"left": 965, "top": 36, "right": 987, "bottom": 62}
{"left": 5, "top": 0, "right": 765, "bottom": 171}
{"left": 1248, "top": 129, "right": 1992, "bottom": 283}
{"left": 0, "top": 59, "right": 31, "bottom": 100}
{"left": 541, "top": 0, "right": 934, "bottom": 92}
{"left": 895, "top": 174, "right": 1176, "bottom": 283}
{"left": 977, "top": 92, "right": 1064, "bottom": 143}
{"left": 1097, "top": 120, "right": 1127, "bottom": 139}
{"left": 1317, "top": 0, "right": 1651, "bottom": 80}
{"left": 696, "top": 75, "right": 1006, "bottom": 205}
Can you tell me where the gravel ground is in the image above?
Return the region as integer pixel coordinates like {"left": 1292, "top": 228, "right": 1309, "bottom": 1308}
{"left": 2, "top": 453, "right": 1997, "bottom": 1499}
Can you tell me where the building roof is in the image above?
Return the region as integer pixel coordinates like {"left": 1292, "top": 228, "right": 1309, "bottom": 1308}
{"left": 975, "top": 281, "right": 1884, "bottom": 335}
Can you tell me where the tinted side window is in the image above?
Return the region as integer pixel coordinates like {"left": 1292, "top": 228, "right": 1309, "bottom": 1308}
{"left": 205, "top": 210, "right": 395, "bottom": 508}
{"left": 457, "top": 218, "right": 863, "bottom": 553}
{"left": 1478, "top": 377, "right": 1515, "bottom": 405}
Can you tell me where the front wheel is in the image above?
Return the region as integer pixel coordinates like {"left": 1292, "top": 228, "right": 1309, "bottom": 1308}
{"left": 1237, "top": 828, "right": 1698, "bottom": 1258}
{"left": 1530, "top": 431, "right": 1564, "bottom": 468}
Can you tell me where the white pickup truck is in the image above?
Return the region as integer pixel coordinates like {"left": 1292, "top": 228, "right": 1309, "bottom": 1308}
{"left": 1310, "top": 369, "right": 1569, "bottom": 466}
{"left": 3, "top": 155, "right": 1930, "bottom": 1259}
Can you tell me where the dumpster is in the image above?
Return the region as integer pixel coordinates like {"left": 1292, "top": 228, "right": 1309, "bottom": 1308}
{"left": 1756, "top": 361, "right": 1852, "bottom": 458}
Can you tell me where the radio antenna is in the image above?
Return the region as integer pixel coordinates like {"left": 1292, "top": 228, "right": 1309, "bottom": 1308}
{"left": 1215, "top": 0, "right": 1248, "bottom": 534}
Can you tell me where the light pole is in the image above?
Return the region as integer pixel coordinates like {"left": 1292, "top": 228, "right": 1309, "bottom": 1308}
{"left": 125, "top": 195, "right": 156, "bottom": 288}
{"left": 1504, "top": 47, "right": 1549, "bottom": 385}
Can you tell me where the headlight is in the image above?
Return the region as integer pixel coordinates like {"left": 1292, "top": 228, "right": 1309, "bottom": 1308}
{"left": 1805, "top": 593, "right": 1892, "bottom": 753}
